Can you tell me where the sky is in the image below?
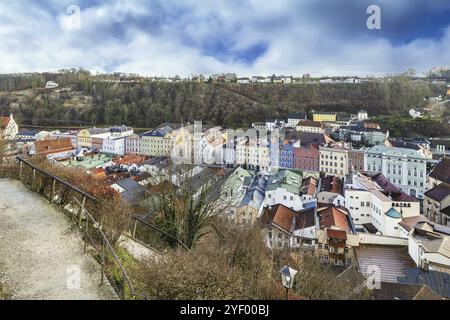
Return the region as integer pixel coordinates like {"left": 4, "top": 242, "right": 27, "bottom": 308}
{"left": 0, "top": 0, "right": 449, "bottom": 77}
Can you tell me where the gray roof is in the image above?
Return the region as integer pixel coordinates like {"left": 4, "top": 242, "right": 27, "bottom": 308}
{"left": 115, "top": 178, "right": 145, "bottom": 203}
{"left": 398, "top": 268, "right": 450, "bottom": 298}
{"left": 239, "top": 176, "right": 267, "bottom": 210}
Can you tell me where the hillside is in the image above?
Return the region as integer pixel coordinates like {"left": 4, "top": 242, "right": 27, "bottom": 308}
{"left": 0, "top": 72, "right": 447, "bottom": 135}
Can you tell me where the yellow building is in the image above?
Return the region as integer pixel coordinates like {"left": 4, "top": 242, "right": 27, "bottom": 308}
{"left": 141, "top": 126, "right": 173, "bottom": 156}
{"left": 313, "top": 112, "right": 337, "bottom": 122}
{"left": 447, "top": 88, "right": 450, "bottom": 97}
{"left": 77, "top": 129, "right": 92, "bottom": 148}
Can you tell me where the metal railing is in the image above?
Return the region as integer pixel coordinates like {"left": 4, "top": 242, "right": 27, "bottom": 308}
{"left": 73, "top": 198, "right": 148, "bottom": 300}
{"left": 15, "top": 157, "right": 147, "bottom": 300}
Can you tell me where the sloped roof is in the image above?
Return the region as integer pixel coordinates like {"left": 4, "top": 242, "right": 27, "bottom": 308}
{"left": 398, "top": 268, "right": 450, "bottom": 298}
{"left": 424, "top": 183, "right": 450, "bottom": 202}
{"left": 266, "top": 169, "right": 302, "bottom": 194}
{"left": 34, "top": 138, "right": 74, "bottom": 155}
{"left": 366, "top": 145, "right": 426, "bottom": 159}
{"left": 297, "top": 119, "right": 323, "bottom": 128}
{"left": 288, "top": 111, "right": 307, "bottom": 120}
{"left": 239, "top": 176, "right": 267, "bottom": 210}
{"left": 0, "top": 117, "right": 11, "bottom": 129}
{"left": 317, "top": 206, "right": 350, "bottom": 232}
{"left": 261, "top": 204, "right": 296, "bottom": 233}
{"left": 429, "top": 157, "right": 450, "bottom": 185}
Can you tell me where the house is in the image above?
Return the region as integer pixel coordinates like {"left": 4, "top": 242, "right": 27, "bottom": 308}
{"left": 0, "top": 114, "right": 19, "bottom": 140}
{"left": 313, "top": 112, "right": 337, "bottom": 122}
{"left": 16, "top": 130, "right": 37, "bottom": 141}
{"left": 358, "top": 110, "right": 369, "bottom": 121}
{"left": 316, "top": 205, "right": 356, "bottom": 266}
{"left": 141, "top": 126, "right": 173, "bottom": 156}
{"left": 235, "top": 138, "right": 271, "bottom": 173}
{"left": 294, "top": 144, "right": 320, "bottom": 172}
{"left": 428, "top": 157, "right": 450, "bottom": 188}
{"left": 264, "top": 169, "right": 316, "bottom": 211}
{"left": 319, "top": 144, "right": 349, "bottom": 178}
{"left": 424, "top": 184, "right": 450, "bottom": 226}
{"left": 110, "top": 177, "right": 146, "bottom": 204}
{"left": 219, "top": 167, "right": 255, "bottom": 217}
{"left": 236, "top": 175, "right": 267, "bottom": 224}
{"left": 348, "top": 149, "right": 365, "bottom": 173}
{"left": 317, "top": 176, "right": 345, "bottom": 206}
{"left": 53, "top": 131, "right": 78, "bottom": 147}
{"left": 296, "top": 120, "right": 324, "bottom": 134}
{"left": 125, "top": 134, "right": 141, "bottom": 154}
{"left": 45, "top": 81, "right": 59, "bottom": 89}
{"left": 261, "top": 204, "right": 316, "bottom": 249}
{"left": 237, "top": 77, "right": 250, "bottom": 84}
{"left": 110, "top": 126, "right": 134, "bottom": 138}
{"left": 405, "top": 220, "right": 450, "bottom": 275}
{"left": 102, "top": 137, "right": 125, "bottom": 156}
{"left": 365, "top": 145, "right": 427, "bottom": 199}
{"left": 286, "top": 112, "right": 307, "bottom": 127}
{"left": 345, "top": 173, "right": 420, "bottom": 237}
{"left": 409, "top": 108, "right": 425, "bottom": 119}
{"left": 279, "top": 131, "right": 301, "bottom": 169}
{"left": 385, "top": 139, "right": 433, "bottom": 160}
{"left": 251, "top": 76, "right": 267, "bottom": 83}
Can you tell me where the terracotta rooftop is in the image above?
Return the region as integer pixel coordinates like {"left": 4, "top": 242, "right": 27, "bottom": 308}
{"left": 34, "top": 138, "right": 74, "bottom": 155}
{"left": 0, "top": 117, "right": 11, "bottom": 129}
{"left": 261, "top": 204, "right": 296, "bottom": 233}
{"left": 297, "top": 119, "right": 323, "bottom": 128}
{"left": 317, "top": 206, "right": 350, "bottom": 232}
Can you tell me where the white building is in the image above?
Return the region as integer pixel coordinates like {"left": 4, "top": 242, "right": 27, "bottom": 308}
{"left": 236, "top": 138, "right": 271, "bottom": 172}
{"left": 264, "top": 170, "right": 316, "bottom": 211}
{"left": 110, "top": 126, "right": 134, "bottom": 138}
{"left": 358, "top": 110, "right": 368, "bottom": 121}
{"left": 365, "top": 145, "right": 427, "bottom": 199}
{"left": 345, "top": 173, "right": 420, "bottom": 237}
{"left": 125, "top": 134, "right": 141, "bottom": 154}
{"left": 0, "top": 114, "right": 19, "bottom": 140}
{"left": 102, "top": 137, "right": 125, "bottom": 156}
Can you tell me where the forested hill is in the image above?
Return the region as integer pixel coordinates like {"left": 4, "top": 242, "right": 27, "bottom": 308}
{"left": 0, "top": 71, "right": 445, "bottom": 129}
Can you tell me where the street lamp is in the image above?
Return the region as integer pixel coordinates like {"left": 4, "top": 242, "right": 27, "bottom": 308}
{"left": 279, "top": 265, "right": 298, "bottom": 300}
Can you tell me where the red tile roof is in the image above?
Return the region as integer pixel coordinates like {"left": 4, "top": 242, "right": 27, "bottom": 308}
{"left": 34, "top": 138, "right": 74, "bottom": 155}
{"left": 0, "top": 117, "right": 10, "bottom": 129}
{"left": 318, "top": 206, "right": 350, "bottom": 232}
{"left": 297, "top": 119, "right": 323, "bottom": 128}
{"left": 261, "top": 204, "right": 296, "bottom": 232}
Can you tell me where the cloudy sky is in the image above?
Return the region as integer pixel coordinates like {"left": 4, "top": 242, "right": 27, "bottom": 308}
{"left": 0, "top": 0, "right": 449, "bottom": 77}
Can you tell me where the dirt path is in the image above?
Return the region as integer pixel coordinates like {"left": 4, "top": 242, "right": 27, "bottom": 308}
{"left": 0, "top": 179, "right": 117, "bottom": 300}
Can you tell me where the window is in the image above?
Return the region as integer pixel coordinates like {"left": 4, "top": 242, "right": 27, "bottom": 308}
{"left": 324, "top": 244, "right": 329, "bottom": 250}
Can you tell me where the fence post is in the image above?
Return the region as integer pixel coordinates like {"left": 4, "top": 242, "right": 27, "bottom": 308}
{"left": 78, "top": 196, "right": 86, "bottom": 224}
{"left": 32, "top": 168, "right": 36, "bottom": 190}
{"left": 83, "top": 216, "right": 88, "bottom": 254}
{"left": 50, "top": 178, "right": 56, "bottom": 204}
{"left": 132, "top": 219, "right": 138, "bottom": 239}
{"left": 122, "top": 273, "right": 126, "bottom": 300}
{"left": 101, "top": 238, "right": 105, "bottom": 285}
{"left": 19, "top": 160, "right": 23, "bottom": 181}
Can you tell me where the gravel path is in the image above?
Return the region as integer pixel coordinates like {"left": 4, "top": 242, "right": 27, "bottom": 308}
{"left": 0, "top": 179, "right": 117, "bottom": 300}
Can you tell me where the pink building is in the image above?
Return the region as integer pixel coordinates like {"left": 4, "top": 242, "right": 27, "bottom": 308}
{"left": 294, "top": 145, "right": 320, "bottom": 172}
